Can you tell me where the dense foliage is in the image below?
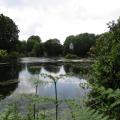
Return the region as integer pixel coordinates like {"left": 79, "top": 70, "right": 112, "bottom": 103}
{"left": 0, "top": 49, "right": 8, "bottom": 58}
{"left": 18, "top": 34, "right": 96, "bottom": 57}
{"left": 89, "top": 18, "right": 120, "bottom": 120}
{"left": 44, "top": 39, "right": 63, "bottom": 56}
{"left": 0, "top": 14, "right": 19, "bottom": 52}
{"left": 27, "top": 35, "right": 41, "bottom": 53}
{"left": 63, "top": 33, "right": 96, "bottom": 57}
{"left": 65, "top": 53, "right": 78, "bottom": 59}
{"left": 66, "top": 100, "right": 109, "bottom": 120}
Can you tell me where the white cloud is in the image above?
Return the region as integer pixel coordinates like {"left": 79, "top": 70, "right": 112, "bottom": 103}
{"left": 0, "top": 0, "right": 120, "bottom": 43}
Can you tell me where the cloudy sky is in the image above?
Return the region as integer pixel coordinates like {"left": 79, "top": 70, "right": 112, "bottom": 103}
{"left": 0, "top": 0, "right": 120, "bottom": 43}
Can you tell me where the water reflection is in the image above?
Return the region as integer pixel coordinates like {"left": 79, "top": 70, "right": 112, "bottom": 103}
{"left": 44, "top": 65, "right": 59, "bottom": 73}
{"left": 0, "top": 59, "right": 90, "bottom": 120}
{"left": 0, "top": 65, "right": 20, "bottom": 99}
{"left": 28, "top": 65, "right": 41, "bottom": 74}
{"left": 0, "top": 61, "right": 89, "bottom": 100}
{"left": 64, "top": 63, "right": 80, "bottom": 74}
{"left": 15, "top": 63, "right": 89, "bottom": 99}
{"left": 0, "top": 65, "right": 19, "bottom": 81}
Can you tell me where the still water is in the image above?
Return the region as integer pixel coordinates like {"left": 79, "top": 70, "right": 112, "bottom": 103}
{"left": 0, "top": 57, "right": 90, "bottom": 119}
{"left": 0, "top": 57, "right": 89, "bottom": 100}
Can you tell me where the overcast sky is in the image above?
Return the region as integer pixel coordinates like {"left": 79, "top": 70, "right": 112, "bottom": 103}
{"left": 0, "top": 0, "right": 120, "bottom": 43}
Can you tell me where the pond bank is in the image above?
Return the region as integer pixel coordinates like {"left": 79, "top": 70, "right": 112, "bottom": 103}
{"left": 0, "top": 63, "right": 9, "bottom": 67}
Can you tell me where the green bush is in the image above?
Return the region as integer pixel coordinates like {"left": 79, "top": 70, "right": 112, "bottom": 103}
{"left": 0, "top": 49, "right": 8, "bottom": 62}
{"left": 19, "top": 53, "right": 27, "bottom": 57}
{"left": 0, "top": 49, "right": 8, "bottom": 58}
{"left": 89, "top": 17, "right": 120, "bottom": 120}
{"left": 8, "top": 51, "right": 19, "bottom": 59}
{"left": 65, "top": 53, "right": 78, "bottom": 59}
{"left": 27, "top": 51, "right": 36, "bottom": 57}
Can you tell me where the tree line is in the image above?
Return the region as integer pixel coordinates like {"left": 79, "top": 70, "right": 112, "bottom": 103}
{"left": 0, "top": 14, "right": 97, "bottom": 59}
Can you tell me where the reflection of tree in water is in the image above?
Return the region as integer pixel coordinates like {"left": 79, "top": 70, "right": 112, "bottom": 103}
{"left": 44, "top": 64, "right": 61, "bottom": 73}
{"left": 26, "top": 63, "right": 63, "bottom": 75}
{"left": 0, "top": 64, "right": 20, "bottom": 100}
{"left": 0, "top": 83, "right": 18, "bottom": 100}
{"left": 0, "top": 65, "right": 20, "bottom": 81}
{"left": 27, "top": 64, "right": 41, "bottom": 74}
{"left": 64, "top": 63, "right": 80, "bottom": 74}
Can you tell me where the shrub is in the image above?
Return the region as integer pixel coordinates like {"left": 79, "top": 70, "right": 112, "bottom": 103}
{"left": 65, "top": 53, "right": 78, "bottom": 59}
{"left": 8, "top": 51, "right": 19, "bottom": 59}
{"left": 0, "top": 49, "right": 8, "bottom": 58}
{"left": 27, "top": 51, "right": 36, "bottom": 57}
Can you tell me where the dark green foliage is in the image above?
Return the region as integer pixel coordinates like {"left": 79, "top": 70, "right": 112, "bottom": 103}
{"left": 65, "top": 53, "right": 78, "bottom": 59}
{"left": 27, "top": 35, "right": 41, "bottom": 53}
{"left": 44, "top": 39, "right": 63, "bottom": 56}
{"left": 0, "top": 49, "right": 8, "bottom": 58}
{"left": 92, "top": 32, "right": 120, "bottom": 88}
{"left": 18, "top": 40, "right": 27, "bottom": 55}
{"left": 28, "top": 35, "right": 41, "bottom": 43}
{"left": 8, "top": 51, "right": 19, "bottom": 59}
{"left": 17, "top": 35, "right": 43, "bottom": 57}
{"left": 63, "top": 35, "right": 75, "bottom": 55}
{"left": 91, "top": 18, "right": 120, "bottom": 88}
{"left": 0, "top": 14, "right": 19, "bottom": 52}
{"left": 16, "top": 33, "right": 96, "bottom": 58}
{"left": 32, "top": 42, "right": 44, "bottom": 57}
{"left": 89, "top": 17, "right": 120, "bottom": 120}
{"left": 0, "top": 49, "right": 8, "bottom": 62}
{"left": 64, "top": 33, "right": 96, "bottom": 57}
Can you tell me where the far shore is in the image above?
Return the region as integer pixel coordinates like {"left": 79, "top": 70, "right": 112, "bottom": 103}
{"left": 0, "top": 57, "right": 94, "bottom": 66}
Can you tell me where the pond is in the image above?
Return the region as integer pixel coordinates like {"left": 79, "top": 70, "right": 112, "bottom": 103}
{"left": 0, "top": 57, "right": 91, "bottom": 119}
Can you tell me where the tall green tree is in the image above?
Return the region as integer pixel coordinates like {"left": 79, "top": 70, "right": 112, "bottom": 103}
{"left": 27, "top": 35, "right": 41, "bottom": 52}
{"left": 32, "top": 42, "right": 44, "bottom": 57}
{"left": 63, "top": 35, "right": 75, "bottom": 55}
{"left": 44, "top": 39, "right": 63, "bottom": 56}
{"left": 18, "top": 40, "right": 27, "bottom": 55}
{"left": 0, "top": 14, "right": 19, "bottom": 52}
{"left": 64, "top": 33, "right": 96, "bottom": 57}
